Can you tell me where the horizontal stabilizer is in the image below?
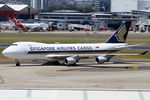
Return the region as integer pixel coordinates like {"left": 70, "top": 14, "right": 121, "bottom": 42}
{"left": 115, "top": 44, "right": 145, "bottom": 50}
{"left": 140, "top": 51, "right": 148, "bottom": 55}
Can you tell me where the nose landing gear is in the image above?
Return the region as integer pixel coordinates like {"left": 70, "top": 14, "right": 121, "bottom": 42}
{"left": 15, "top": 60, "right": 20, "bottom": 66}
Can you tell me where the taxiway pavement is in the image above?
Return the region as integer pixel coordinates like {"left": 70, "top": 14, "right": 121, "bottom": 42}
{"left": 0, "top": 61, "right": 149, "bottom": 89}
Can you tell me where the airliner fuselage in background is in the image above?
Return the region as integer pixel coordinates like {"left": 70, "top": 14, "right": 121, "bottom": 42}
{"left": 9, "top": 16, "right": 48, "bottom": 31}
{"left": 2, "top": 21, "right": 147, "bottom": 66}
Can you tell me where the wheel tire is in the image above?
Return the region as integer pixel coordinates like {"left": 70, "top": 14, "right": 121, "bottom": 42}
{"left": 16, "top": 62, "right": 20, "bottom": 66}
{"left": 72, "top": 63, "right": 76, "bottom": 66}
{"left": 52, "top": 61, "right": 60, "bottom": 65}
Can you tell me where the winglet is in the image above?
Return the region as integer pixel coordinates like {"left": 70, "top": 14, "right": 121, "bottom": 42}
{"left": 140, "top": 51, "right": 148, "bottom": 55}
{"left": 106, "top": 21, "right": 132, "bottom": 43}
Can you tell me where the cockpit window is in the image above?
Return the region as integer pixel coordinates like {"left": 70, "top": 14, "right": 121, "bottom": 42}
{"left": 11, "top": 44, "right": 17, "bottom": 46}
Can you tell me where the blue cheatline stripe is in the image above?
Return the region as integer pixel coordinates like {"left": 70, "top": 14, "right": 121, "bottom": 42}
{"left": 28, "top": 50, "right": 118, "bottom": 54}
{"left": 83, "top": 91, "right": 88, "bottom": 100}
{"left": 138, "top": 91, "right": 145, "bottom": 100}
{"left": 26, "top": 90, "right": 32, "bottom": 98}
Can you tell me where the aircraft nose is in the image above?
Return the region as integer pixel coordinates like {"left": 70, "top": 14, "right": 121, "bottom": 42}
{"left": 2, "top": 46, "right": 26, "bottom": 59}
{"left": 2, "top": 48, "right": 10, "bottom": 57}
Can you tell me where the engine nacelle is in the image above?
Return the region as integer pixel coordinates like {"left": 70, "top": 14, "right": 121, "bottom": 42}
{"left": 96, "top": 56, "right": 108, "bottom": 64}
{"left": 64, "top": 57, "right": 77, "bottom": 65}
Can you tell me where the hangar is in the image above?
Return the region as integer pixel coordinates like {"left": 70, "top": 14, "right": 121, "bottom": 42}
{"left": 0, "top": 4, "right": 38, "bottom": 21}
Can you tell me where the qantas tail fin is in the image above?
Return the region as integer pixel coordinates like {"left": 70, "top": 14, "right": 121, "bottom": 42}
{"left": 12, "top": 15, "right": 24, "bottom": 29}
{"left": 106, "top": 21, "right": 132, "bottom": 43}
{"left": 8, "top": 17, "right": 13, "bottom": 23}
{"left": 13, "top": 15, "right": 18, "bottom": 25}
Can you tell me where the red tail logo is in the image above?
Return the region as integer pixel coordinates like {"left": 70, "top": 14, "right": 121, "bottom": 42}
{"left": 13, "top": 15, "right": 24, "bottom": 29}
{"left": 8, "top": 17, "right": 13, "bottom": 23}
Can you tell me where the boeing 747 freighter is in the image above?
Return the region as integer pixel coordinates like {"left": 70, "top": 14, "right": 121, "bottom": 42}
{"left": 2, "top": 21, "right": 147, "bottom": 66}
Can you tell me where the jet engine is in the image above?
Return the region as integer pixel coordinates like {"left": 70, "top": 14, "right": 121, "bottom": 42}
{"left": 96, "top": 56, "right": 108, "bottom": 64}
{"left": 64, "top": 57, "right": 77, "bottom": 65}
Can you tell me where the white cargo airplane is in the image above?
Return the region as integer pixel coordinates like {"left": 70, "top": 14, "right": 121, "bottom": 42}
{"left": 2, "top": 21, "right": 148, "bottom": 66}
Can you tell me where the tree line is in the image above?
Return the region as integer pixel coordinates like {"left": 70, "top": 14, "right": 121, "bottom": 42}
{"left": 41, "top": 5, "right": 95, "bottom": 13}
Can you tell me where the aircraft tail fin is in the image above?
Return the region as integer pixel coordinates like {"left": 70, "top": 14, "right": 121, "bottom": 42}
{"left": 12, "top": 15, "right": 24, "bottom": 29}
{"left": 8, "top": 17, "right": 13, "bottom": 23}
{"left": 12, "top": 15, "right": 18, "bottom": 25}
{"left": 106, "top": 21, "right": 132, "bottom": 43}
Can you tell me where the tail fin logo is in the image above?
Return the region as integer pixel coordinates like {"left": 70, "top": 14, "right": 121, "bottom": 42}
{"left": 115, "top": 25, "right": 127, "bottom": 42}
{"left": 8, "top": 17, "right": 13, "bottom": 23}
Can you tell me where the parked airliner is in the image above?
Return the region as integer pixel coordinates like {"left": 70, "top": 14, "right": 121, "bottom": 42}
{"left": 9, "top": 16, "right": 48, "bottom": 31}
{"left": 2, "top": 21, "right": 147, "bottom": 66}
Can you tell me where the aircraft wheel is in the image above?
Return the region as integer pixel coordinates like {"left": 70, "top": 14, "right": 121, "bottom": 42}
{"left": 52, "top": 61, "right": 60, "bottom": 65}
{"left": 16, "top": 61, "right": 20, "bottom": 66}
{"left": 72, "top": 63, "right": 77, "bottom": 66}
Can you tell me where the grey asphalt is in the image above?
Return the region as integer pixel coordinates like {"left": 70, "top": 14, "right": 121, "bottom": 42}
{"left": 0, "top": 34, "right": 150, "bottom": 40}
{"left": 0, "top": 61, "right": 150, "bottom": 89}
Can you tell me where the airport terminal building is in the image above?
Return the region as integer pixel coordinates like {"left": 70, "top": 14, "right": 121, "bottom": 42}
{"left": 0, "top": 4, "right": 38, "bottom": 21}
{"left": 40, "top": 10, "right": 140, "bottom": 30}
{"left": 40, "top": 10, "right": 92, "bottom": 24}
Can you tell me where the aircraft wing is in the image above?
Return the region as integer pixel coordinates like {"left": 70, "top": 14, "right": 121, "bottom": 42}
{"left": 46, "top": 51, "right": 148, "bottom": 60}
{"left": 46, "top": 55, "right": 70, "bottom": 59}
